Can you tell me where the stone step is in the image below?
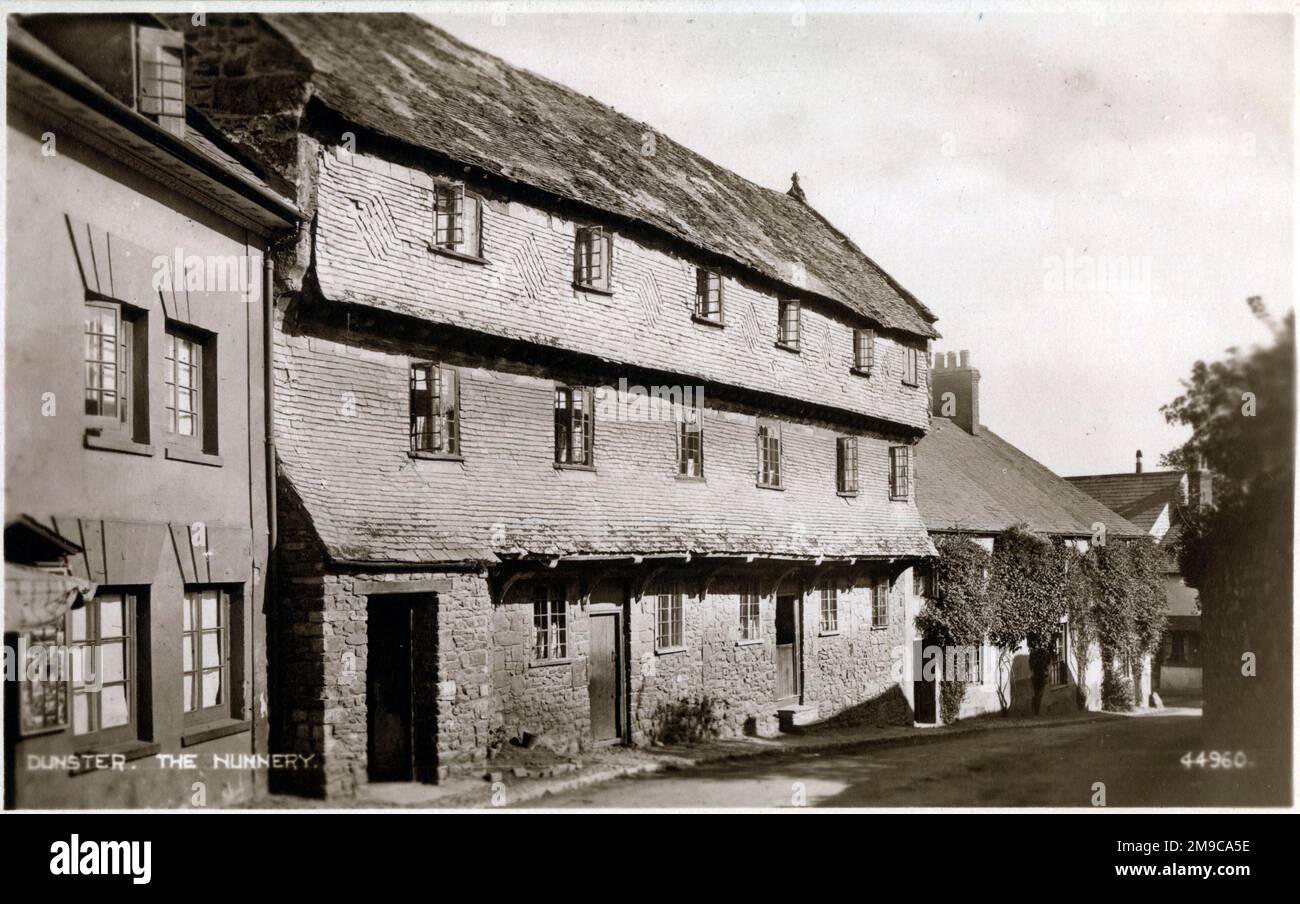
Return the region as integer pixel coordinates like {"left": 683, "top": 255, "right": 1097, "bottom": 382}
{"left": 777, "top": 704, "right": 820, "bottom": 733}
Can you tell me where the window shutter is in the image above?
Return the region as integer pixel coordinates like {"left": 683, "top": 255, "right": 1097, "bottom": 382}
{"left": 135, "top": 26, "right": 186, "bottom": 138}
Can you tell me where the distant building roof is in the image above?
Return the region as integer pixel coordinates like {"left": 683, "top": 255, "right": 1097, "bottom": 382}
{"left": 1063, "top": 471, "right": 1186, "bottom": 534}
{"left": 917, "top": 417, "right": 1144, "bottom": 539}
{"left": 251, "top": 13, "right": 937, "bottom": 339}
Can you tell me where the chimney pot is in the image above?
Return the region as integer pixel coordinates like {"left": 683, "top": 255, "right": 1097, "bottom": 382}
{"left": 787, "top": 172, "right": 807, "bottom": 203}
{"left": 946, "top": 351, "right": 958, "bottom": 369}
{"left": 1135, "top": 450, "right": 1143, "bottom": 474}
{"left": 959, "top": 350, "right": 970, "bottom": 368}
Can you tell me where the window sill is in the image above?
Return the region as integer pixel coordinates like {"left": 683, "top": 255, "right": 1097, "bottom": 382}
{"left": 870, "top": 625, "right": 890, "bottom": 631}
{"left": 889, "top": 495, "right": 910, "bottom": 502}
{"left": 850, "top": 366, "right": 873, "bottom": 378}
{"left": 554, "top": 462, "right": 596, "bottom": 472}
{"left": 181, "top": 718, "right": 251, "bottom": 747}
{"left": 70, "top": 740, "right": 160, "bottom": 775}
{"left": 573, "top": 281, "right": 615, "bottom": 297}
{"left": 409, "top": 451, "right": 465, "bottom": 462}
{"left": 676, "top": 474, "right": 706, "bottom": 482}
{"left": 427, "top": 244, "right": 489, "bottom": 266}
{"left": 84, "top": 429, "right": 153, "bottom": 457}
{"left": 735, "top": 638, "right": 764, "bottom": 648}
{"left": 902, "top": 380, "right": 920, "bottom": 388}
{"left": 164, "top": 445, "right": 224, "bottom": 467}
{"left": 529, "top": 657, "right": 572, "bottom": 669}
{"left": 756, "top": 482, "right": 785, "bottom": 491}
{"left": 819, "top": 630, "right": 841, "bottom": 637}
{"left": 655, "top": 646, "right": 687, "bottom": 656}
{"left": 837, "top": 490, "right": 860, "bottom": 498}
{"left": 774, "top": 341, "right": 801, "bottom": 354}
{"left": 691, "top": 313, "right": 725, "bottom": 328}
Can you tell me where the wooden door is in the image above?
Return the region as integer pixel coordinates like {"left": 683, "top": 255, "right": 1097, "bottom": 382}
{"left": 588, "top": 612, "right": 621, "bottom": 742}
{"left": 367, "top": 598, "right": 414, "bottom": 781}
{"left": 775, "top": 593, "right": 800, "bottom": 701}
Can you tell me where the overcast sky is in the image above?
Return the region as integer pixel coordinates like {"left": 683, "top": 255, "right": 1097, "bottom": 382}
{"left": 426, "top": 2, "right": 1292, "bottom": 477}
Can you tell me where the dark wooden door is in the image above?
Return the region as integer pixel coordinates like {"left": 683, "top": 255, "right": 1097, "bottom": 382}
{"left": 775, "top": 594, "right": 800, "bottom": 701}
{"left": 368, "top": 599, "right": 414, "bottom": 781}
{"left": 588, "top": 613, "right": 620, "bottom": 741}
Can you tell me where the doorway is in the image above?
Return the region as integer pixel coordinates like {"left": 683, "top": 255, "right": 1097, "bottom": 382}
{"left": 775, "top": 593, "right": 801, "bottom": 702}
{"left": 588, "top": 611, "right": 622, "bottom": 743}
{"left": 367, "top": 594, "right": 436, "bottom": 782}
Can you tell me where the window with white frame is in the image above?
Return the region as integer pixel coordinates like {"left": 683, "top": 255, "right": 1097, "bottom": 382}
{"left": 777, "top": 298, "right": 801, "bottom": 350}
{"left": 554, "top": 385, "right": 594, "bottom": 466}
{"left": 85, "top": 299, "right": 146, "bottom": 441}
{"left": 819, "top": 582, "right": 838, "bottom": 633}
{"left": 433, "top": 182, "right": 483, "bottom": 258}
{"left": 738, "top": 584, "right": 760, "bottom": 642}
{"left": 902, "top": 346, "right": 920, "bottom": 386}
{"left": 574, "top": 226, "right": 614, "bottom": 291}
{"left": 837, "top": 436, "right": 859, "bottom": 495}
{"left": 695, "top": 269, "right": 723, "bottom": 323}
{"left": 889, "top": 445, "right": 912, "bottom": 500}
{"left": 872, "top": 577, "right": 889, "bottom": 628}
{"left": 410, "top": 362, "right": 460, "bottom": 456}
{"left": 678, "top": 406, "right": 704, "bottom": 478}
{"left": 71, "top": 590, "right": 141, "bottom": 744}
{"left": 183, "top": 587, "right": 240, "bottom": 723}
{"left": 533, "top": 584, "right": 568, "bottom": 661}
{"left": 655, "top": 582, "right": 684, "bottom": 651}
{"left": 1049, "top": 629, "right": 1069, "bottom": 685}
{"left": 757, "top": 421, "right": 783, "bottom": 488}
{"left": 853, "top": 328, "right": 875, "bottom": 374}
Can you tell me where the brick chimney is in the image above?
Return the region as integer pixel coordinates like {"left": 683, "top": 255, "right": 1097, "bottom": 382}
{"left": 1135, "top": 450, "right": 1143, "bottom": 474}
{"left": 930, "top": 348, "right": 980, "bottom": 435}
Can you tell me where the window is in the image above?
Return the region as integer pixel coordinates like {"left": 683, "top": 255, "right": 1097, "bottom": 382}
{"left": 889, "top": 446, "right": 912, "bottom": 500}
{"left": 182, "top": 588, "right": 235, "bottom": 722}
{"left": 757, "top": 421, "right": 783, "bottom": 488}
{"left": 777, "top": 298, "right": 801, "bottom": 350}
{"left": 136, "top": 26, "right": 185, "bottom": 138}
{"left": 1049, "top": 630, "right": 1069, "bottom": 685}
{"left": 678, "top": 406, "right": 704, "bottom": 478}
{"left": 85, "top": 300, "right": 147, "bottom": 443}
{"left": 433, "top": 182, "right": 483, "bottom": 258}
{"left": 410, "top": 363, "right": 460, "bottom": 457}
{"left": 902, "top": 346, "right": 920, "bottom": 386}
{"left": 18, "top": 623, "right": 68, "bottom": 735}
{"left": 164, "top": 328, "right": 203, "bottom": 443}
{"left": 71, "top": 590, "right": 140, "bottom": 744}
{"left": 837, "top": 436, "right": 859, "bottom": 495}
{"left": 738, "top": 585, "right": 760, "bottom": 642}
{"left": 819, "top": 582, "right": 838, "bottom": 634}
{"left": 554, "top": 385, "right": 594, "bottom": 467}
{"left": 917, "top": 562, "right": 938, "bottom": 600}
{"left": 695, "top": 269, "right": 723, "bottom": 323}
{"left": 574, "top": 226, "right": 614, "bottom": 291}
{"left": 655, "top": 583, "right": 684, "bottom": 651}
{"left": 1167, "top": 631, "right": 1200, "bottom": 667}
{"left": 853, "top": 328, "right": 875, "bottom": 374}
{"left": 872, "top": 578, "right": 889, "bottom": 628}
{"left": 533, "top": 584, "right": 568, "bottom": 661}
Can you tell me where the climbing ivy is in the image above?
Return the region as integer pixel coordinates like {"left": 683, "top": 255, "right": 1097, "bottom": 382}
{"left": 986, "top": 526, "right": 1066, "bottom": 713}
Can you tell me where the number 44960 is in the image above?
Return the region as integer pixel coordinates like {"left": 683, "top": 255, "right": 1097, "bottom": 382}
{"left": 1181, "top": 751, "right": 1249, "bottom": 769}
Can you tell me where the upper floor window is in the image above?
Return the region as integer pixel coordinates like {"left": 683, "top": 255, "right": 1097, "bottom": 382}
{"left": 84, "top": 300, "right": 147, "bottom": 443}
{"left": 757, "top": 421, "right": 783, "bottom": 489}
{"left": 889, "top": 445, "right": 912, "bottom": 500}
{"left": 163, "top": 325, "right": 216, "bottom": 452}
{"left": 678, "top": 407, "right": 704, "bottom": 478}
{"left": 554, "top": 385, "right": 594, "bottom": 467}
{"left": 695, "top": 269, "right": 723, "bottom": 323}
{"left": 410, "top": 362, "right": 460, "bottom": 457}
{"left": 433, "top": 182, "right": 483, "bottom": 259}
{"left": 837, "top": 436, "right": 859, "bottom": 496}
{"left": 574, "top": 226, "right": 614, "bottom": 292}
{"left": 183, "top": 587, "right": 241, "bottom": 725}
{"left": 655, "top": 582, "right": 684, "bottom": 652}
{"left": 533, "top": 584, "right": 568, "bottom": 661}
{"left": 902, "top": 346, "right": 920, "bottom": 386}
{"left": 71, "top": 589, "right": 142, "bottom": 744}
{"left": 135, "top": 26, "right": 185, "bottom": 139}
{"left": 819, "top": 582, "right": 839, "bottom": 634}
{"left": 777, "top": 298, "right": 801, "bottom": 350}
{"left": 853, "top": 328, "right": 876, "bottom": 374}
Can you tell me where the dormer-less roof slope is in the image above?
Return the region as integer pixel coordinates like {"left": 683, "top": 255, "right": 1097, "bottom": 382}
{"left": 917, "top": 417, "right": 1145, "bottom": 540}
{"left": 1064, "top": 471, "right": 1186, "bottom": 535}
{"left": 255, "top": 13, "right": 938, "bottom": 339}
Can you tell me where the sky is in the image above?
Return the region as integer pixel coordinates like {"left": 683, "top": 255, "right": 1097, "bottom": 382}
{"left": 423, "top": 1, "right": 1293, "bottom": 477}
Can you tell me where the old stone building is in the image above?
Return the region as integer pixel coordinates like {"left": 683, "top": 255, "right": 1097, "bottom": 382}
{"left": 5, "top": 15, "right": 296, "bottom": 807}
{"left": 914, "top": 351, "right": 1146, "bottom": 720}
{"left": 176, "top": 13, "right": 941, "bottom": 798}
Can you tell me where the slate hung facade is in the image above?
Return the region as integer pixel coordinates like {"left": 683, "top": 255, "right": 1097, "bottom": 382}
{"left": 173, "top": 13, "right": 941, "bottom": 797}
{"left": 5, "top": 15, "right": 295, "bottom": 808}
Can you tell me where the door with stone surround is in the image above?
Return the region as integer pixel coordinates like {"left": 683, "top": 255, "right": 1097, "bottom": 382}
{"left": 368, "top": 596, "right": 415, "bottom": 781}
{"left": 775, "top": 593, "right": 801, "bottom": 701}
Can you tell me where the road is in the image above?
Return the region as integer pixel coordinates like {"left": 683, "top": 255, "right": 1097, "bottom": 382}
{"left": 516, "top": 712, "right": 1267, "bottom": 808}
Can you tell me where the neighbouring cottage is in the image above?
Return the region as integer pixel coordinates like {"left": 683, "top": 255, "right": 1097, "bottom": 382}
{"left": 174, "top": 12, "right": 942, "bottom": 797}
{"left": 1066, "top": 453, "right": 1210, "bottom": 695}
{"left": 913, "top": 350, "right": 1147, "bottom": 721}
{"left": 4, "top": 15, "right": 296, "bottom": 808}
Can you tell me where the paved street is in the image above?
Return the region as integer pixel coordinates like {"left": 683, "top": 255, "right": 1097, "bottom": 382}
{"left": 516, "top": 711, "right": 1261, "bottom": 808}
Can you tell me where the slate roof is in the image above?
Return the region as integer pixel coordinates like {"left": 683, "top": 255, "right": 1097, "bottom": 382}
{"left": 255, "top": 13, "right": 938, "bottom": 340}
{"left": 916, "top": 417, "right": 1144, "bottom": 539}
{"left": 1063, "top": 471, "right": 1186, "bottom": 535}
